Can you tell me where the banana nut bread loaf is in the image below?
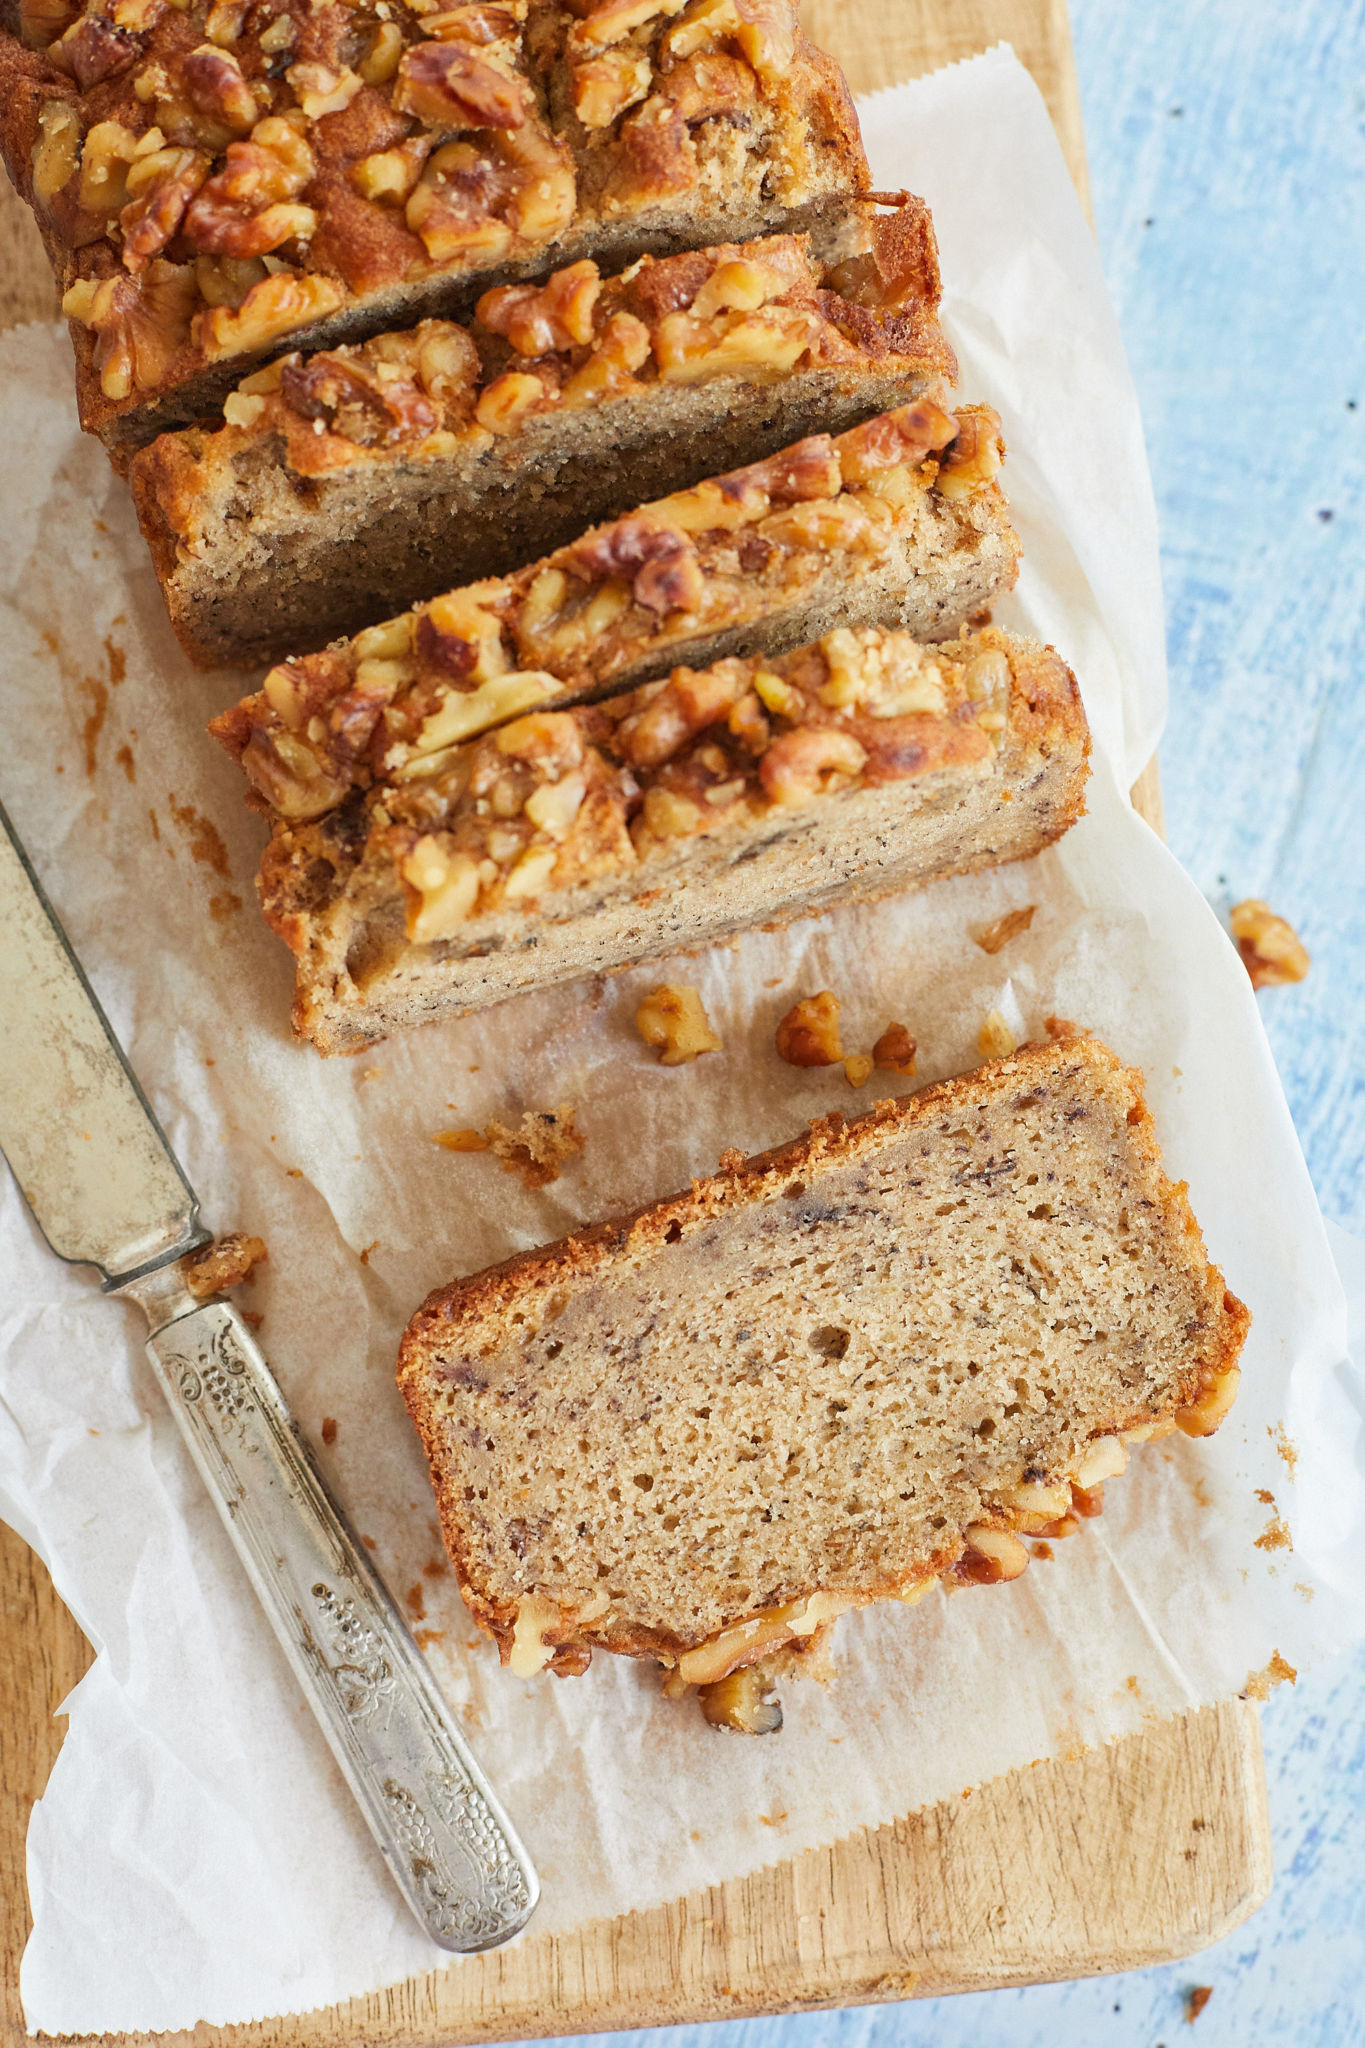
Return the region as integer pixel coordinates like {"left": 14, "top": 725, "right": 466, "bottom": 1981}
{"left": 211, "top": 397, "right": 1021, "bottom": 821}
{"left": 3, "top": 0, "right": 868, "bottom": 454}
{"left": 131, "top": 205, "right": 957, "bottom": 666}
{"left": 397, "top": 1036, "right": 1250, "bottom": 1729}
{"left": 238, "top": 621, "right": 1089, "bottom": 1052}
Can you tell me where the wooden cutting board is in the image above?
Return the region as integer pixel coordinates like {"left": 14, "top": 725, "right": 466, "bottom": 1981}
{"left": 0, "top": 2, "right": 1266, "bottom": 2040}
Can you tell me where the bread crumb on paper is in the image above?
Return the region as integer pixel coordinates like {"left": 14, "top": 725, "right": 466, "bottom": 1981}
{"left": 436, "top": 1107, "right": 583, "bottom": 1188}
{"left": 1242, "top": 1651, "right": 1297, "bottom": 1700}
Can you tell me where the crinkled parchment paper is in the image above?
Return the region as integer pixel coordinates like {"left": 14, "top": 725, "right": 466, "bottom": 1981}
{"left": 2, "top": 46, "right": 1363, "bottom": 2036}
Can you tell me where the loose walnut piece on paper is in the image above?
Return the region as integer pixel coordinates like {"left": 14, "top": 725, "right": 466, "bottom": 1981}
{"left": 185, "top": 1230, "right": 268, "bottom": 1298}
{"left": 635, "top": 984, "right": 723, "bottom": 1065}
{"left": 872, "top": 1023, "right": 917, "bottom": 1075}
{"left": 1229, "top": 899, "right": 1310, "bottom": 990}
{"left": 435, "top": 1107, "right": 582, "bottom": 1188}
{"left": 974, "top": 905, "right": 1035, "bottom": 955}
{"left": 978, "top": 1009, "right": 1017, "bottom": 1060}
{"left": 775, "top": 991, "right": 843, "bottom": 1067}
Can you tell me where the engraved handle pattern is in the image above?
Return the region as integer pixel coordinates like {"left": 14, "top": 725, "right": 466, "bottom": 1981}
{"left": 146, "top": 1301, "right": 538, "bottom": 1952}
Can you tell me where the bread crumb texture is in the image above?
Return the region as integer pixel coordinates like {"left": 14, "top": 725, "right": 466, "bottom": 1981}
{"left": 397, "top": 1039, "right": 1249, "bottom": 1713}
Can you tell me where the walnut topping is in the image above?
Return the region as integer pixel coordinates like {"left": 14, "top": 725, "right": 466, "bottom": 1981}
{"left": 975, "top": 905, "right": 1036, "bottom": 955}
{"left": 567, "top": 516, "right": 703, "bottom": 615}
{"left": 572, "top": 45, "right": 652, "bottom": 126}
{"left": 775, "top": 990, "right": 842, "bottom": 1068}
{"left": 478, "top": 259, "right": 602, "bottom": 353}
{"left": 402, "top": 835, "right": 481, "bottom": 938}
{"left": 635, "top": 983, "right": 722, "bottom": 1064}
{"left": 1229, "top": 900, "right": 1310, "bottom": 989}
{"left": 284, "top": 60, "right": 364, "bottom": 122}
{"left": 33, "top": 100, "right": 82, "bottom": 206}
{"left": 183, "top": 116, "right": 317, "bottom": 260}
{"left": 64, "top": 260, "right": 196, "bottom": 398}
{"left": 182, "top": 44, "right": 258, "bottom": 134}
{"left": 1175, "top": 1362, "right": 1241, "bottom": 1439}
{"left": 570, "top": 0, "right": 687, "bottom": 52}
{"left": 936, "top": 408, "right": 1004, "bottom": 500}
{"left": 185, "top": 1230, "right": 268, "bottom": 1298}
{"left": 760, "top": 727, "right": 866, "bottom": 808}
{"left": 279, "top": 351, "right": 439, "bottom": 446}
{"left": 197, "top": 271, "right": 344, "bottom": 361}
{"left": 661, "top": 0, "right": 797, "bottom": 85}
{"left": 872, "top": 1023, "right": 917, "bottom": 1075}
{"left": 843, "top": 1054, "right": 873, "bottom": 1088}
{"left": 394, "top": 42, "right": 529, "bottom": 128}
{"left": 120, "top": 144, "right": 211, "bottom": 271}
{"left": 952, "top": 1525, "right": 1030, "bottom": 1585}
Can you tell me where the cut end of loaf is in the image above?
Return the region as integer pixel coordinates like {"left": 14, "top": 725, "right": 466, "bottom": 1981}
{"left": 397, "top": 1037, "right": 1250, "bottom": 1727}
{"left": 251, "top": 621, "right": 1089, "bottom": 1054}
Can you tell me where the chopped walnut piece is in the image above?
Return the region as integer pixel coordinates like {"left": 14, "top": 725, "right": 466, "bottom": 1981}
{"left": 697, "top": 1663, "right": 783, "bottom": 1734}
{"left": 1229, "top": 899, "right": 1310, "bottom": 989}
{"left": 478, "top": 259, "right": 601, "bottom": 353}
{"left": 635, "top": 984, "right": 723, "bottom": 1064}
{"left": 978, "top": 1009, "right": 1017, "bottom": 1060}
{"left": 185, "top": 1230, "right": 268, "bottom": 1298}
{"left": 1186, "top": 1986, "right": 1213, "bottom": 2025}
{"left": 974, "top": 905, "right": 1036, "bottom": 955}
{"left": 872, "top": 1023, "right": 917, "bottom": 1075}
{"left": 759, "top": 727, "right": 866, "bottom": 807}
{"left": 936, "top": 409, "right": 1004, "bottom": 500}
{"left": 394, "top": 43, "right": 529, "bottom": 128}
{"left": 433, "top": 1127, "right": 489, "bottom": 1152}
{"left": 775, "top": 991, "right": 842, "bottom": 1067}
{"left": 843, "top": 1053, "right": 873, "bottom": 1088}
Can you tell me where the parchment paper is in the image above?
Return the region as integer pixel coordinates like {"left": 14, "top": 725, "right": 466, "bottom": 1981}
{"left": 2, "top": 47, "right": 1363, "bottom": 2036}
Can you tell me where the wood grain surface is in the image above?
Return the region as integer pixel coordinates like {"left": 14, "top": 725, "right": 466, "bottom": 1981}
{"left": 0, "top": 1, "right": 1264, "bottom": 2040}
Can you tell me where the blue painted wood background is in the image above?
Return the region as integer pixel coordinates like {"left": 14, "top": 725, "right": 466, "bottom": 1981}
{"left": 506, "top": 3, "right": 1365, "bottom": 2042}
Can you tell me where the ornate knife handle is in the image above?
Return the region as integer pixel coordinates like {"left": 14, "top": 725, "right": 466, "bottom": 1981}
{"left": 144, "top": 1300, "right": 539, "bottom": 1952}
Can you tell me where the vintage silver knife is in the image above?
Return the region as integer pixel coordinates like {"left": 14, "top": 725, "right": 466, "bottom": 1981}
{"left": 0, "top": 798, "right": 539, "bottom": 1952}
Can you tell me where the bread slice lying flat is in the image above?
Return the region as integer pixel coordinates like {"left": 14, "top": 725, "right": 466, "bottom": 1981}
{"left": 211, "top": 398, "right": 1020, "bottom": 826}
{"left": 397, "top": 1036, "right": 1250, "bottom": 1730}
{"left": 4, "top": 0, "right": 866, "bottom": 454}
{"left": 131, "top": 207, "right": 956, "bottom": 667}
{"left": 248, "top": 622, "right": 1089, "bottom": 1053}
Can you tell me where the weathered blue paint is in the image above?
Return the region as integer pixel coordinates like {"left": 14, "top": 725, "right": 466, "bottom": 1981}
{"left": 506, "top": 5, "right": 1365, "bottom": 2038}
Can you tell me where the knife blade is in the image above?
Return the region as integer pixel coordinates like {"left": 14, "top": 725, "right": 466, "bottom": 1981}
{"left": 0, "top": 797, "right": 540, "bottom": 1953}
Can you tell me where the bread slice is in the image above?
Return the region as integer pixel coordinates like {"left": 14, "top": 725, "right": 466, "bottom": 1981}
{"left": 246, "top": 622, "right": 1089, "bottom": 1053}
{"left": 3, "top": 0, "right": 867, "bottom": 455}
{"left": 397, "top": 1036, "right": 1250, "bottom": 1728}
{"left": 130, "top": 206, "right": 956, "bottom": 667}
{"left": 211, "top": 398, "right": 1021, "bottom": 826}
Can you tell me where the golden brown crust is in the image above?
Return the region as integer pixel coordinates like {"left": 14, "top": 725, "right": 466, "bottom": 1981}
{"left": 397, "top": 1037, "right": 1250, "bottom": 1675}
{"left": 2, "top": 0, "right": 870, "bottom": 451}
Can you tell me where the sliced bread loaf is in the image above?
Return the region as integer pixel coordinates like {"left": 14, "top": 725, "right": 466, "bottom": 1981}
{"left": 247, "top": 622, "right": 1089, "bottom": 1053}
{"left": 4, "top": 0, "right": 867, "bottom": 454}
{"left": 131, "top": 207, "right": 956, "bottom": 667}
{"left": 397, "top": 1036, "right": 1249, "bottom": 1728}
{"left": 211, "top": 398, "right": 1020, "bottom": 824}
